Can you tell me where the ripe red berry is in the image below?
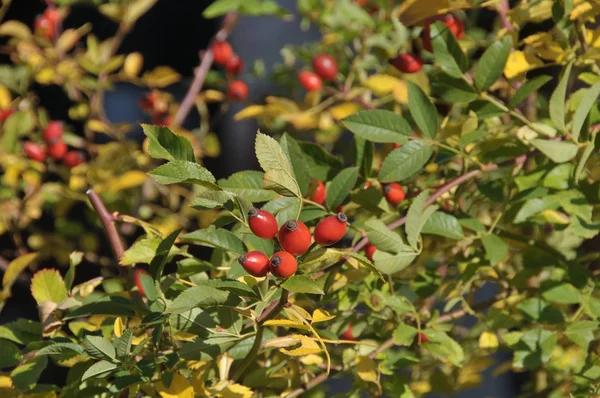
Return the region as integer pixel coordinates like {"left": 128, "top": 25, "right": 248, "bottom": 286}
{"left": 314, "top": 213, "right": 348, "bottom": 246}
{"left": 356, "top": 0, "right": 369, "bottom": 5}
{"left": 140, "top": 92, "right": 157, "bottom": 111}
{"left": 212, "top": 40, "right": 233, "bottom": 65}
{"left": 47, "top": 140, "right": 67, "bottom": 160}
{"left": 63, "top": 151, "right": 85, "bottom": 168}
{"left": 24, "top": 142, "right": 46, "bottom": 162}
{"left": 134, "top": 269, "right": 149, "bottom": 297}
{"left": 238, "top": 251, "right": 270, "bottom": 277}
{"left": 390, "top": 53, "right": 423, "bottom": 74}
{"left": 312, "top": 180, "right": 326, "bottom": 205}
{"left": 414, "top": 332, "right": 429, "bottom": 345}
{"left": 365, "top": 243, "right": 376, "bottom": 262}
{"left": 422, "top": 13, "right": 464, "bottom": 52}
{"left": 298, "top": 71, "right": 322, "bottom": 92}
{"left": 364, "top": 181, "right": 372, "bottom": 189}
{"left": 278, "top": 220, "right": 312, "bottom": 255}
{"left": 0, "top": 108, "right": 12, "bottom": 122}
{"left": 393, "top": 143, "right": 401, "bottom": 149}
{"left": 228, "top": 80, "right": 249, "bottom": 101}
{"left": 269, "top": 251, "right": 297, "bottom": 279}
{"left": 341, "top": 323, "right": 356, "bottom": 341}
{"left": 248, "top": 208, "right": 278, "bottom": 239}
{"left": 225, "top": 54, "right": 244, "bottom": 75}
{"left": 384, "top": 183, "right": 406, "bottom": 206}
{"left": 312, "top": 54, "right": 338, "bottom": 81}
{"left": 34, "top": 15, "right": 55, "bottom": 40}
{"left": 43, "top": 121, "right": 63, "bottom": 143}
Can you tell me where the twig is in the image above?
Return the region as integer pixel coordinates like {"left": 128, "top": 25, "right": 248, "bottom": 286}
{"left": 86, "top": 189, "right": 125, "bottom": 262}
{"left": 173, "top": 13, "right": 239, "bottom": 126}
{"left": 256, "top": 289, "right": 289, "bottom": 325}
{"left": 497, "top": 0, "right": 513, "bottom": 31}
{"left": 232, "top": 327, "right": 264, "bottom": 381}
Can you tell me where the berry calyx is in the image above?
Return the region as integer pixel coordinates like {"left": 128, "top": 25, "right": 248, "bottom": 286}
{"left": 212, "top": 40, "right": 233, "bottom": 65}
{"left": 312, "top": 54, "right": 338, "bottom": 81}
{"left": 43, "top": 121, "right": 63, "bottom": 143}
{"left": 228, "top": 80, "right": 249, "bottom": 101}
{"left": 298, "top": 71, "right": 322, "bottom": 92}
{"left": 47, "top": 140, "right": 67, "bottom": 160}
{"left": 134, "top": 269, "right": 149, "bottom": 298}
{"left": 312, "top": 180, "right": 326, "bottom": 205}
{"left": 341, "top": 323, "right": 356, "bottom": 341}
{"left": 422, "top": 13, "right": 464, "bottom": 52}
{"left": 269, "top": 251, "right": 297, "bottom": 278}
{"left": 63, "top": 151, "right": 85, "bottom": 168}
{"left": 365, "top": 243, "right": 376, "bottom": 262}
{"left": 24, "top": 142, "right": 46, "bottom": 162}
{"left": 390, "top": 53, "right": 423, "bottom": 74}
{"left": 384, "top": 183, "right": 406, "bottom": 206}
{"left": 314, "top": 213, "right": 348, "bottom": 246}
{"left": 278, "top": 220, "right": 311, "bottom": 255}
{"left": 238, "top": 251, "right": 270, "bottom": 277}
{"left": 414, "top": 332, "right": 429, "bottom": 345}
{"left": 225, "top": 54, "right": 244, "bottom": 75}
{"left": 248, "top": 208, "right": 278, "bottom": 239}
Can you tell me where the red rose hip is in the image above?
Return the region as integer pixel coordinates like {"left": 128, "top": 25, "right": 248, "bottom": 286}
{"left": 278, "top": 220, "right": 311, "bottom": 255}
{"left": 314, "top": 213, "right": 348, "bottom": 246}
{"left": 390, "top": 53, "right": 423, "bottom": 74}
{"left": 212, "top": 40, "right": 233, "bottom": 65}
{"left": 269, "top": 251, "right": 297, "bottom": 279}
{"left": 298, "top": 71, "right": 322, "bottom": 92}
{"left": 134, "top": 269, "right": 150, "bottom": 297}
{"left": 422, "top": 13, "right": 464, "bottom": 52}
{"left": 384, "top": 183, "right": 406, "bottom": 206}
{"left": 63, "top": 151, "right": 85, "bottom": 168}
{"left": 312, "top": 54, "right": 338, "bottom": 81}
{"left": 238, "top": 251, "right": 270, "bottom": 277}
{"left": 341, "top": 323, "right": 356, "bottom": 341}
{"left": 414, "top": 332, "right": 429, "bottom": 345}
{"left": 43, "top": 121, "right": 63, "bottom": 143}
{"left": 248, "top": 208, "right": 278, "bottom": 239}
{"left": 228, "top": 80, "right": 248, "bottom": 101}
{"left": 365, "top": 243, "right": 376, "bottom": 262}
{"left": 312, "top": 180, "right": 326, "bottom": 205}
{"left": 24, "top": 142, "right": 46, "bottom": 162}
{"left": 47, "top": 140, "right": 67, "bottom": 160}
{"left": 225, "top": 54, "right": 244, "bottom": 75}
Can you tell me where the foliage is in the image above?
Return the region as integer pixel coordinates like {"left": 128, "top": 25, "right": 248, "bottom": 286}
{"left": 0, "top": 0, "right": 600, "bottom": 397}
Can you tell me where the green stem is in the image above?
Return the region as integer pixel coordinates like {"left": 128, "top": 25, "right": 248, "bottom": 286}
{"left": 480, "top": 93, "right": 548, "bottom": 136}
{"left": 232, "top": 326, "right": 264, "bottom": 381}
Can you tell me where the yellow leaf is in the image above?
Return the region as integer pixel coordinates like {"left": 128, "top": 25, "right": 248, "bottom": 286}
{"left": 541, "top": 209, "right": 570, "bottom": 224}
{"left": 155, "top": 372, "right": 194, "bottom": 398}
{"left": 114, "top": 317, "right": 124, "bottom": 338}
{"left": 234, "top": 105, "right": 264, "bottom": 120}
{"left": 124, "top": 0, "right": 158, "bottom": 25}
{"left": 35, "top": 68, "right": 56, "bottom": 85}
{"left": 87, "top": 119, "right": 112, "bottom": 133}
{"left": 355, "top": 356, "right": 378, "bottom": 383}
{"left": 284, "top": 304, "right": 312, "bottom": 323}
{"left": 203, "top": 89, "right": 225, "bottom": 102}
{"left": 300, "top": 354, "right": 324, "bottom": 366}
{"left": 263, "top": 319, "right": 309, "bottom": 330}
{"left": 264, "top": 335, "right": 307, "bottom": 348}
{"left": 329, "top": 102, "right": 361, "bottom": 120}
{"left": 96, "top": 171, "right": 147, "bottom": 194}
{"left": 219, "top": 383, "right": 253, "bottom": 398}
{"left": 2, "top": 253, "right": 36, "bottom": 290}
{"left": 99, "top": 4, "right": 124, "bottom": 21}
{"left": 392, "top": 80, "right": 409, "bottom": 104}
{"left": 322, "top": 32, "right": 341, "bottom": 45}
{"left": 363, "top": 74, "right": 402, "bottom": 96}
{"left": 280, "top": 334, "right": 321, "bottom": 356}
{"left": 571, "top": 0, "right": 600, "bottom": 20}
{"left": 69, "top": 175, "right": 88, "bottom": 192}
{"left": 0, "top": 85, "right": 11, "bottom": 109}
{"left": 172, "top": 331, "right": 198, "bottom": 341}
{"left": 479, "top": 331, "right": 499, "bottom": 350}
{"left": 30, "top": 269, "right": 68, "bottom": 305}
{"left": 142, "top": 66, "right": 181, "bottom": 88}
{"left": 123, "top": 52, "right": 144, "bottom": 78}
{"left": 57, "top": 26, "right": 91, "bottom": 54}
{"left": 0, "top": 20, "right": 32, "bottom": 40}
{"left": 410, "top": 380, "right": 431, "bottom": 394}
{"left": 504, "top": 50, "right": 544, "bottom": 79}
{"left": 397, "top": 0, "right": 471, "bottom": 26}
{"left": 312, "top": 309, "right": 335, "bottom": 324}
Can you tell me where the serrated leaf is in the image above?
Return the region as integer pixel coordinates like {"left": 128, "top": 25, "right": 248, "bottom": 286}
{"left": 530, "top": 139, "right": 578, "bottom": 163}
{"left": 30, "top": 269, "right": 68, "bottom": 305}
{"left": 298, "top": 141, "right": 343, "bottom": 181}
{"left": 379, "top": 140, "right": 433, "bottom": 183}
{"left": 407, "top": 82, "right": 438, "bottom": 139}
{"left": 572, "top": 81, "right": 600, "bottom": 141}
{"left": 142, "top": 124, "right": 195, "bottom": 162}
{"left": 182, "top": 225, "right": 245, "bottom": 255}
{"left": 199, "top": 279, "right": 256, "bottom": 297}
{"left": 2, "top": 252, "right": 36, "bottom": 291}
{"left": 364, "top": 219, "right": 412, "bottom": 254}
{"left": 115, "top": 328, "right": 133, "bottom": 358}
{"left": 281, "top": 275, "right": 325, "bottom": 294}
{"left": 149, "top": 160, "right": 216, "bottom": 185}
{"left": 169, "top": 285, "right": 238, "bottom": 314}
{"left": 280, "top": 133, "right": 311, "bottom": 196}
{"left": 430, "top": 21, "right": 467, "bottom": 78}
{"left": 431, "top": 73, "right": 478, "bottom": 103}
{"left": 406, "top": 191, "right": 429, "bottom": 249}
{"left": 82, "top": 335, "right": 116, "bottom": 360}
{"left": 372, "top": 250, "right": 417, "bottom": 275}
{"left": 422, "top": 212, "right": 464, "bottom": 239}
{"left": 514, "top": 195, "right": 561, "bottom": 223}
{"left": 120, "top": 238, "right": 161, "bottom": 266}
{"left": 565, "top": 321, "right": 598, "bottom": 349}
{"left": 474, "top": 36, "right": 512, "bottom": 92}
{"left": 393, "top": 323, "right": 417, "bottom": 346}
{"left": 341, "top": 110, "right": 411, "bottom": 143}
{"left": 218, "top": 171, "right": 277, "bottom": 202}
{"left": 81, "top": 360, "right": 117, "bottom": 381}
{"left": 481, "top": 234, "right": 508, "bottom": 266}
{"left": 203, "top": 0, "right": 241, "bottom": 18}
{"left": 542, "top": 282, "right": 581, "bottom": 304}
{"left": 263, "top": 169, "right": 301, "bottom": 197}
{"left": 36, "top": 343, "right": 84, "bottom": 356}
{"left": 149, "top": 229, "right": 181, "bottom": 280}
{"left": 509, "top": 75, "right": 552, "bottom": 108}
{"left": 549, "top": 61, "right": 573, "bottom": 133}
{"left": 255, "top": 132, "right": 300, "bottom": 197}
{"left": 326, "top": 167, "right": 358, "bottom": 209}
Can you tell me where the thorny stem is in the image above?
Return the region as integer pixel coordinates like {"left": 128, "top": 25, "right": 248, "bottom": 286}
{"left": 174, "top": 13, "right": 239, "bottom": 126}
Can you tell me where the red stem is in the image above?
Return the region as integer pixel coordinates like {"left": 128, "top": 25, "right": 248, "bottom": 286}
{"left": 86, "top": 189, "right": 125, "bottom": 262}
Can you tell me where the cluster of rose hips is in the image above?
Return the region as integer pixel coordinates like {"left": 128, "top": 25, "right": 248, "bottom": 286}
{"left": 140, "top": 90, "right": 173, "bottom": 126}
{"left": 298, "top": 53, "right": 338, "bottom": 92}
{"left": 34, "top": 6, "right": 61, "bottom": 40}
{"left": 212, "top": 40, "right": 248, "bottom": 101}
{"left": 389, "top": 13, "right": 464, "bottom": 74}
{"left": 238, "top": 208, "right": 348, "bottom": 279}
{"left": 23, "top": 121, "right": 85, "bottom": 168}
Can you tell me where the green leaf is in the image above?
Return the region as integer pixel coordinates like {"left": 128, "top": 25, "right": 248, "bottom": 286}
{"left": 407, "top": 82, "right": 438, "bottom": 139}
{"left": 115, "top": 329, "right": 133, "bottom": 358}
{"left": 138, "top": 272, "right": 158, "bottom": 301}
{"left": 82, "top": 335, "right": 116, "bottom": 360}
{"left": 549, "top": 61, "right": 574, "bottom": 133}
{"left": 142, "top": 124, "right": 195, "bottom": 162}
{"left": 149, "top": 229, "right": 181, "bottom": 280}
{"left": 474, "top": 36, "right": 512, "bottom": 92}
{"left": 431, "top": 73, "right": 478, "bottom": 103}
{"left": 182, "top": 225, "right": 245, "bottom": 255}
{"left": 149, "top": 160, "right": 216, "bottom": 185}
{"left": 514, "top": 195, "right": 561, "bottom": 223}
{"left": 393, "top": 323, "right": 417, "bottom": 346}
{"left": 281, "top": 275, "right": 325, "bottom": 294}
{"left": 541, "top": 282, "right": 581, "bottom": 304}
{"left": 372, "top": 250, "right": 417, "bottom": 275}
{"left": 199, "top": 279, "right": 256, "bottom": 297}
{"left": 326, "top": 167, "right": 358, "bottom": 210}
{"left": 1, "top": 112, "right": 33, "bottom": 152}
{"left": 481, "top": 234, "right": 508, "bottom": 266}
{"left": 298, "top": 141, "right": 343, "bottom": 181}
{"left": 530, "top": 139, "right": 579, "bottom": 163}
{"left": 341, "top": 110, "right": 411, "bottom": 143}
{"left": 81, "top": 360, "right": 118, "bottom": 381}
{"left": 379, "top": 140, "right": 433, "bottom": 183}
{"left": 36, "top": 342, "right": 84, "bottom": 357}
{"left": 169, "top": 285, "right": 238, "bottom": 314}
{"left": 430, "top": 21, "right": 468, "bottom": 78}
{"left": 10, "top": 356, "right": 47, "bottom": 391}
{"left": 0, "top": 339, "right": 23, "bottom": 368}
{"left": 120, "top": 238, "right": 162, "bottom": 266}
{"left": 30, "top": 269, "right": 68, "bottom": 305}
{"left": 255, "top": 132, "right": 300, "bottom": 197}
{"left": 219, "top": 171, "right": 277, "bottom": 202}
{"left": 64, "top": 297, "right": 140, "bottom": 320}
{"left": 343, "top": 251, "right": 385, "bottom": 280}
{"left": 263, "top": 169, "right": 301, "bottom": 197}
{"left": 543, "top": 163, "right": 573, "bottom": 190}
{"left": 65, "top": 252, "right": 82, "bottom": 291}
{"left": 203, "top": 0, "right": 241, "bottom": 18}
{"left": 572, "top": 81, "right": 600, "bottom": 141}
{"left": 280, "top": 134, "right": 311, "bottom": 196}
{"left": 565, "top": 320, "right": 598, "bottom": 349}
{"left": 422, "top": 212, "right": 464, "bottom": 239}
{"left": 509, "top": 75, "right": 552, "bottom": 108}
{"left": 364, "top": 219, "right": 412, "bottom": 254}
{"left": 406, "top": 191, "right": 437, "bottom": 250}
